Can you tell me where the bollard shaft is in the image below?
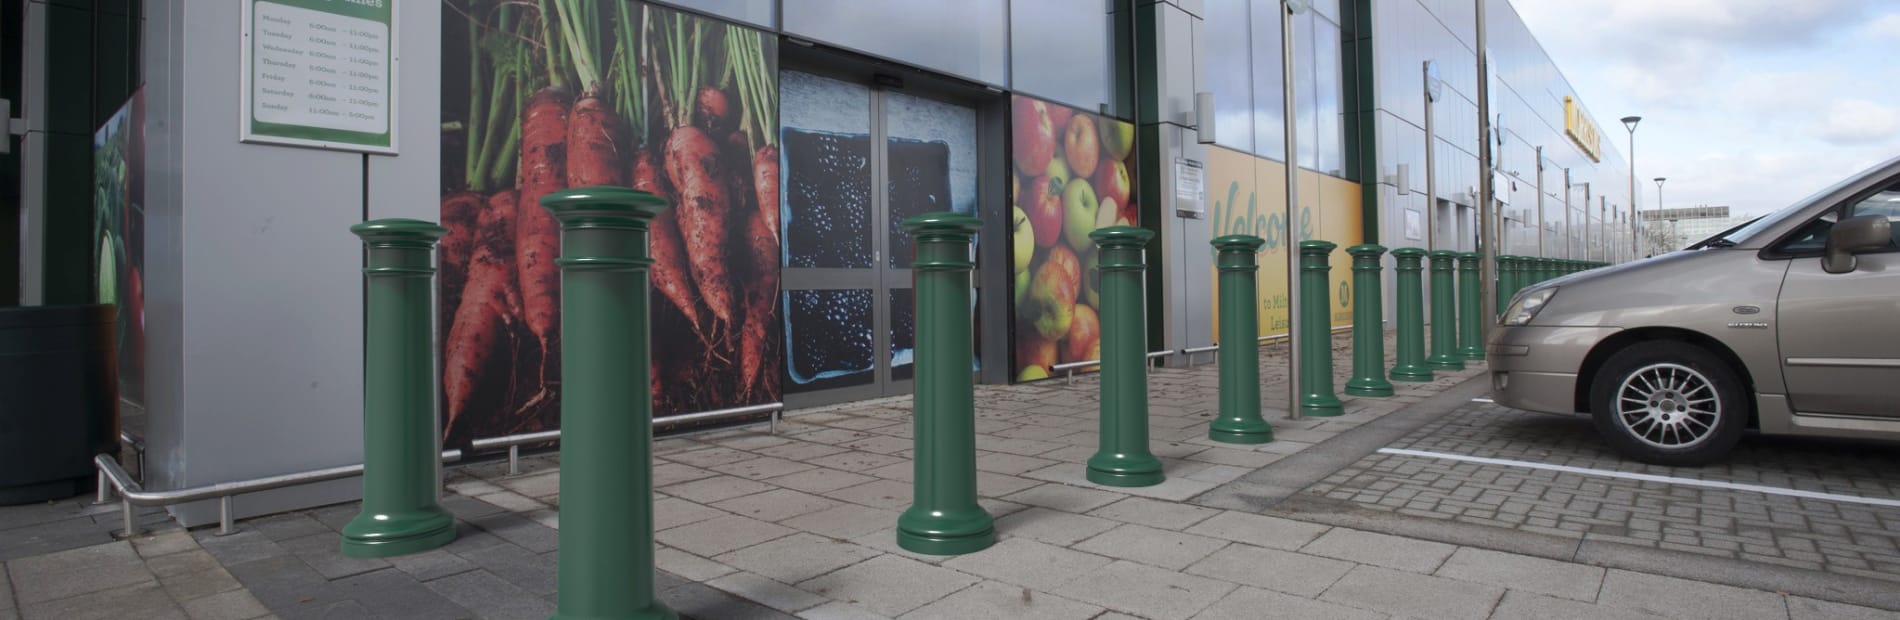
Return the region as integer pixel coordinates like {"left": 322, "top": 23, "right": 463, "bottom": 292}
{"left": 1297, "top": 241, "right": 1343, "bottom": 416}
{"left": 342, "top": 219, "right": 455, "bottom": 558}
{"left": 1390, "top": 248, "right": 1433, "bottom": 382}
{"left": 897, "top": 213, "right": 994, "bottom": 555}
{"left": 1209, "top": 235, "right": 1272, "bottom": 444}
{"left": 1088, "top": 227, "right": 1164, "bottom": 487}
{"left": 1456, "top": 252, "right": 1484, "bottom": 361}
{"left": 1344, "top": 245, "right": 1392, "bottom": 397}
{"left": 1426, "top": 250, "right": 1465, "bottom": 371}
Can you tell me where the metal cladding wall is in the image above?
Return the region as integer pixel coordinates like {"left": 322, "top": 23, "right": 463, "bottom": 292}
{"left": 139, "top": 1, "right": 442, "bottom": 526}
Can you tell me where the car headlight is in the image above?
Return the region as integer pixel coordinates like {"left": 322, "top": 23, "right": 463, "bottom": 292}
{"left": 1503, "top": 287, "right": 1557, "bottom": 326}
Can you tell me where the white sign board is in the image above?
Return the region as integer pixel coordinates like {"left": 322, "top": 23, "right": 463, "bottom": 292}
{"left": 1174, "top": 157, "right": 1205, "bottom": 218}
{"left": 240, "top": 0, "right": 398, "bottom": 154}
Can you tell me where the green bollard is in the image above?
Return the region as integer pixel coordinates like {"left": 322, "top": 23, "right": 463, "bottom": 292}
{"left": 1528, "top": 257, "right": 1542, "bottom": 284}
{"left": 1426, "top": 250, "right": 1465, "bottom": 371}
{"left": 1542, "top": 258, "right": 1557, "bottom": 283}
{"left": 1390, "top": 248, "right": 1433, "bottom": 382}
{"left": 1297, "top": 241, "right": 1344, "bottom": 417}
{"left": 1088, "top": 226, "right": 1165, "bottom": 487}
{"left": 1496, "top": 256, "right": 1517, "bottom": 312}
{"left": 897, "top": 213, "right": 995, "bottom": 555}
{"left": 1209, "top": 235, "right": 1273, "bottom": 444}
{"left": 1456, "top": 252, "right": 1484, "bottom": 361}
{"left": 342, "top": 219, "right": 456, "bottom": 559}
{"left": 543, "top": 187, "right": 676, "bottom": 620}
{"left": 1344, "top": 245, "right": 1392, "bottom": 397}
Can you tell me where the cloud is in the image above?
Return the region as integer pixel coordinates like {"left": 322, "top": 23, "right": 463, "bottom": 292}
{"left": 1867, "top": 13, "right": 1900, "bottom": 38}
{"left": 1817, "top": 99, "right": 1900, "bottom": 145}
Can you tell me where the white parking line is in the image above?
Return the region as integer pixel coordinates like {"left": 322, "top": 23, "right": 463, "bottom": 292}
{"left": 1470, "top": 397, "right": 1495, "bottom": 403}
{"left": 1375, "top": 447, "right": 1900, "bottom": 509}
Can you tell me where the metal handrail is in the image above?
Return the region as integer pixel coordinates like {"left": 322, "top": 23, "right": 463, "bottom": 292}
{"left": 1058, "top": 324, "right": 1366, "bottom": 383}
{"left": 472, "top": 402, "right": 785, "bottom": 476}
{"left": 94, "top": 449, "right": 462, "bottom": 538}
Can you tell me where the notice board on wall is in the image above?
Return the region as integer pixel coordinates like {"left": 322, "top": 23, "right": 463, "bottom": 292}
{"left": 241, "top": 0, "right": 397, "bottom": 154}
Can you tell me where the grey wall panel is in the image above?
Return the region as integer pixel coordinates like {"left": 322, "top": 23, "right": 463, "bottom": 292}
{"left": 368, "top": 3, "right": 442, "bottom": 224}
{"left": 142, "top": 0, "right": 187, "bottom": 492}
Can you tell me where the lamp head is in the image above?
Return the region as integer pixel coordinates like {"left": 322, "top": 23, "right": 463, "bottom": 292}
{"left": 1621, "top": 116, "right": 1642, "bottom": 133}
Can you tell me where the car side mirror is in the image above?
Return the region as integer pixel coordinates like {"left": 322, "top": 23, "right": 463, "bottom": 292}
{"left": 1823, "top": 214, "right": 1892, "bottom": 274}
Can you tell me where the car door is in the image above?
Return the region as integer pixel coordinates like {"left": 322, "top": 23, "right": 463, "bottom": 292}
{"left": 1776, "top": 180, "right": 1900, "bottom": 417}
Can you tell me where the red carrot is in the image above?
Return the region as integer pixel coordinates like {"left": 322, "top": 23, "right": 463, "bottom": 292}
{"left": 444, "top": 190, "right": 521, "bottom": 436}
{"left": 697, "top": 86, "right": 734, "bottom": 135}
{"left": 737, "top": 208, "right": 778, "bottom": 399}
{"left": 752, "top": 145, "right": 780, "bottom": 241}
{"left": 515, "top": 87, "right": 571, "bottom": 378}
{"left": 663, "top": 125, "right": 737, "bottom": 325}
{"left": 631, "top": 149, "right": 709, "bottom": 340}
{"left": 439, "top": 191, "right": 484, "bottom": 314}
{"left": 565, "top": 95, "right": 628, "bottom": 188}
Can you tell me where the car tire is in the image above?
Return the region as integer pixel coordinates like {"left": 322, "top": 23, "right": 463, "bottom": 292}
{"left": 1588, "top": 341, "right": 1747, "bottom": 466}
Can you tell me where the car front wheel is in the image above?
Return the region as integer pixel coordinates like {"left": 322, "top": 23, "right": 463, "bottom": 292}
{"left": 1588, "top": 341, "right": 1746, "bottom": 466}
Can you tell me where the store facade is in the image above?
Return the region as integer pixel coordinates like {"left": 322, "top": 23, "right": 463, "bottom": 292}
{"left": 5, "top": 0, "right": 1640, "bottom": 525}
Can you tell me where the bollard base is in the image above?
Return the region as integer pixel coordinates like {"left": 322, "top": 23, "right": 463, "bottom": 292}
{"left": 1207, "top": 418, "right": 1275, "bottom": 445}
{"left": 1344, "top": 378, "right": 1395, "bottom": 397}
{"left": 551, "top": 603, "right": 679, "bottom": 620}
{"left": 1458, "top": 347, "right": 1486, "bottom": 362}
{"left": 340, "top": 508, "right": 456, "bottom": 559}
{"left": 1427, "top": 355, "right": 1466, "bottom": 371}
{"left": 1299, "top": 396, "right": 1345, "bottom": 417}
{"left": 1389, "top": 366, "right": 1435, "bottom": 382}
{"left": 1085, "top": 454, "right": 1165, "bottom": 488}
{"left": 896, "top": 507, "right": 996, "bottom": 556}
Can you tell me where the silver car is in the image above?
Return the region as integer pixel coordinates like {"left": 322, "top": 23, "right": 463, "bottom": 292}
{"left": 1489, "top": 156, "right": 1900, "bottom": 465}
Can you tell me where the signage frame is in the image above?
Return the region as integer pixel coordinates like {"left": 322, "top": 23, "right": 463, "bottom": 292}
{"left": 239, "top": 0, "right": 400, "bottom": 155}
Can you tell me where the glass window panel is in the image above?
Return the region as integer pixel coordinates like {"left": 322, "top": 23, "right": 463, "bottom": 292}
{"left": 1012, "top": 0, "right": 1116, "bottom": 114}
{"left": 890, "top": 288, "right": 914, "bottom": 381}
{"left": 1204, "top": 0, "right": 1253, "bottom": 151}
{"left": 1293, "top": 10, "right": 1319, "bottom": 169}
{"left": 781, "top": 71, "right": 874, "bottom": 269}
{"left": 783, "top": 0, "right": 1008, "bottom": 85}
{"left": 1250, "top": 0, "right": 1286, "bottom": 161}
{"left": 783, "top": 289, "right": 876, "bottom": 393}
{"left": 1313, "top": 16, "right": 1344, "bottom": 176}
{"left": 885, "top": 91, "right": 978, "bottom": 269}
{"left": 654, "top": 0, "right": 775, "bottom": 27}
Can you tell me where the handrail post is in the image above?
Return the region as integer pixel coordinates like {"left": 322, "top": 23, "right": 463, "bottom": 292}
{"left": 544, "top": 186, "right": 676, "bottom": 620}
{"left": 1426, "top": 250, "right": 1465, "bottom": 371}
{"left": 1209, "top": 235, "right": 1272, "bottom": 444}
{"left": 1345, "top": 245, "right": 1393, "bottom": 397}
{"left": 1087, "top": 227, "right": 1164, "bottom": 487}
{"left": 1297, "top": 241, "right": 1344, "bottom": 416}
{"left": 897, "top": 213, "right": 994, "bottom": 555}
{"left": 1390, "top": 248, "right": 1434, "bottom": 382}
{"left": 342, "top": 219, "right": 456, "bottom": 558}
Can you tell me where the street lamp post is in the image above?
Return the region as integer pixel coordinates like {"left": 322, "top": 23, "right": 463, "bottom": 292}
{"left": 1621, "top": 116, "right": 1641, "bottom": 263}
{"left": 1281, "top": 0, "right": 1309, "bottom": 420}
{"left": 1655, "top": 177, "right": 1669, "bottom": 251}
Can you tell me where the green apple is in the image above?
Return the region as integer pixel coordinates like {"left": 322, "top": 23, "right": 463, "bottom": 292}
{"left": 1084, "top": 249, "right": 1101, "bottom": 307}
{"left": 1044, "top": 157, "right": 1072, "bottom": 194}
{"left": 1012, "top": 207, "right": 1035, "bottom": 274}
{"left": 1100, "top": 118, "right": 1135, "bottom": 162}
{"left": 1061, "top": 179, "right": 1100, "bottom": 250}
{"left": 1014, "top": 268, "right": 1031, "bottom": 308}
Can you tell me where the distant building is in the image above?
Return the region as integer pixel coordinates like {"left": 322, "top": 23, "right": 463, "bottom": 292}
{"left": 1641, "top": 205, "right": 1751, "bottom": 249}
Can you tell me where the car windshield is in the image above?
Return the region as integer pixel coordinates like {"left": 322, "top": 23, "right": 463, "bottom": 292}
{"left": 1704, "top": 156, "right": 1900, "bottom": 247}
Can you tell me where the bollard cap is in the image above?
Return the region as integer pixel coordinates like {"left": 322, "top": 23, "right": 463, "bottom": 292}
{"left": 351, "top": 218, "right": 447, "bottom": 248}
{"left": 901, "top": 211, "right": 983, "bottom": 236}
{"left": 1426, "top": 249, "right": 1458, "bottom": 259}
{"left": 1211, "top": 234, "right": 1266, "bottom": 253}
{"left": 1346, "top": 243, "right": 1387, "bottom": 257}
{"left": 1457, "top": 252, "right": 1481, "bottom": 261}
{"left": 1390, "top": 247, "right": 1427, "bottom": 258}
{"left": 1298, "top": 240, "right": 1337, "bottom": 254}
{"left": 540, "top": 186, "right": 668, "bottom": 229}
{"left": 1090, "top": 226, "right": 1155, "bottom": 249}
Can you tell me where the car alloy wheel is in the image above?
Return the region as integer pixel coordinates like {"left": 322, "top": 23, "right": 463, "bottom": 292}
{"left": 1614, "top": 362, "right": 1721, "bottom": 449}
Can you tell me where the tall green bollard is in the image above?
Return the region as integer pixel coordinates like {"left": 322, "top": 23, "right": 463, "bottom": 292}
{"left": 897, "top": 213, "right": 995, "bottom": 555}
{"left": 1456, "top": 252, "right": 1484, "bottom": 361}
{"left": 543, "top": 187, "right": 676, "bottom": 620}
{"left": 342, "top": 219, "right": 456, "bottom": 559}
{"left": 1529, "top": 257, "right": 1543, "bottom": 284}
{"left": 1344, "top": 245, "right": 1392, "bottom": 397}
{"left": 1390, "top": 248, "right": 1433, "bottom": 382}
{"left": 1209, "top": 235, "right": 1273, "bottom": 444}
{"left": 1496, "top": 256, "right": 1517, "bottom": 312}
{"left": 1541, "top": 258, "right": 1556, "bottom": 283}
{"left": 1426, "top": 250, "right": 1465, "bottom": 371}
{"left": 1297, "top": 241, "right": 1344, "bottom": 417}
{"left": 1088, "top": 226, "right": 1165, "bottom": 487}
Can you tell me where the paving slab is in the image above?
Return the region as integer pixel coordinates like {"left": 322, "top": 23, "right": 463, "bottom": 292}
{"left": 896, "top": 580, "right": 1101, "bottom": 620}
{"left": 1072, "top": 523, "right": 1228, "bottom": 570}
{"left": 1183, "top": 543, "right": 1356, "bottom": 598}
{"left": 1184, "top": 510, "right": 1331, "bottom": 551}
{"left": 713, "top": 489, "right": 843, "bottom": 523}
{"left": 17, "top": 582, "right": 182, "bottom": 620}
{"left": 1487, "top": 590, "right": 1669, "bottom": 620}
{"left": 177, "top": 588, "right": 269, "bottom": 620}
{"left": 659, "top": 514, "right": 796, "bottom": 558}
{"left": 713, "top": 533, "right": 881, "bottom": 584}
{"left": 939, "top": 538, "right": 1110, "bottom": 592}
{"left": 779, "top": 504, "right": 903, "bottom": 540}
{"left": 1300, "top": 528, "right": 1458, "bottom": 573}
{"left": 1086, "top": 497, "right": 1221, "bottom": 531}
{"left": 1317, "top": 565, "right": 1504, "bottom": 620}
{"left": 1048, "top": 559, "right": 1236, "bottom": 620}
{"left": 1191, "top": 586, "right": 1385, "bottom": 620}
{"left": 709, "top": 571, "right": 832, "bottom": 613}
{"left": 796, "top": 555, "right": 980, "bottom": 617}
{"left": 1596, "top": 569, "right": 1791, "bottom": 620}
{"left": 1434, "top": 546, "right": 1604, "bottom": 602}
{"left": 424, "top": 568, "right": 556, "bottom": 620}
{"left": 993, "top": 507, "right": 1118, "bottom": 546}
{"left": 7, "top": 542, "right": 154, "bottom": 605}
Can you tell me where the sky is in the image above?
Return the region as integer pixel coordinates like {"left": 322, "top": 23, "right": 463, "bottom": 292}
{"left": 1515, "top": 0, "right": 1900, "bottom": 217}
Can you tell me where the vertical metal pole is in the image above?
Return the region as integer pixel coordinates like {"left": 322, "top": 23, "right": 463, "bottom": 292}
{"left": 1423, "top": 63, "right": 1438, "bottom": 253}
{"left": 95, "top": 471, "right": 112, "bottom": 504}
{"left": 1344, "top": 245, "right": 1393, "bottom": 397}
{"left": 219, "top": 496, "right": 236, "bottom": 536}
{"left": 1389, "top": 249, "right": 1433, "bottom": 382}
{"left": 1209, "top": 235, "right": 1273, "bottom": 444}
{"left": 1089, "top": 227, "right": 1165, "bottom": 486}
{"left": 897, "top": 213, "right": 995, "bottom": 554}
{"left": 545, "top": 187, "right": 675, "bottom": 620}
{"left": 1281, "top": 1, "right": 1304, "bottom": 421}
{"left": 1535, "top": 147, "right": 1545, "bottom": 258}
{"left": 1297, "top": 241, "right": 1343, "bottom": 417}
{"left": 1475, "top": 0, "right": 1498, "bottom": 355}
{"left": 343, "top": 219, "right": 456, "bottom": 559}
{"left": 1563, "top": 170, "right": 1573, "bottom": 259}
{"left": 508, "top": 446, "right": 521, "bottom": 476}
{"left": 1628, "top": 131, "right": 1639, "bottom": 262}
{"left": 1426, "top": 251, "right": 1464, "bottom": 371}
{"left": 121, "top": 499, "right": 140, "bottom": 538}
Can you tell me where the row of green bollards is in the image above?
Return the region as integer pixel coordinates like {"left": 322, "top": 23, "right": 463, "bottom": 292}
{"left": 1497, "top": 256, "right": 1605, "bottom": 308}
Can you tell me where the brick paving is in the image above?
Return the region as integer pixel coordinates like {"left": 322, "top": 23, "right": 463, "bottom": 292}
{"left": 6, "top": 335, "right": 1899, "bottom": 619}
{"left": 1303, "top": 401, "right": 1900, "bottom": 582}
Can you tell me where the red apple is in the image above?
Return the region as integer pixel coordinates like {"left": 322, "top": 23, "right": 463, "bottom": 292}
{"left": 1063, "top": 304, "right": 1100, "bottom": 363}
{"left": 1013, "top": 99, "right": 1057, "bottom": 177}
{"left": 1029, "top": 245, "right": 1082, "bottom": 339}
{"left": 1026, "top": 176, "right": 1064, "bottom": 248}
{"left": 1120, "top": 200, "right": 1140, "bottom": 227}
{"left": 1017, "top": 333, "right": 1059, "bottom": 373}
{"left": 1046, "top": 104, "right": 1076, "bottom": 139}
{"left": 1093, "top": 160, "right": 1131, "bottom": 213}
{"left": 1063, "top": 115, "right": 1101, "bottom": 180}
